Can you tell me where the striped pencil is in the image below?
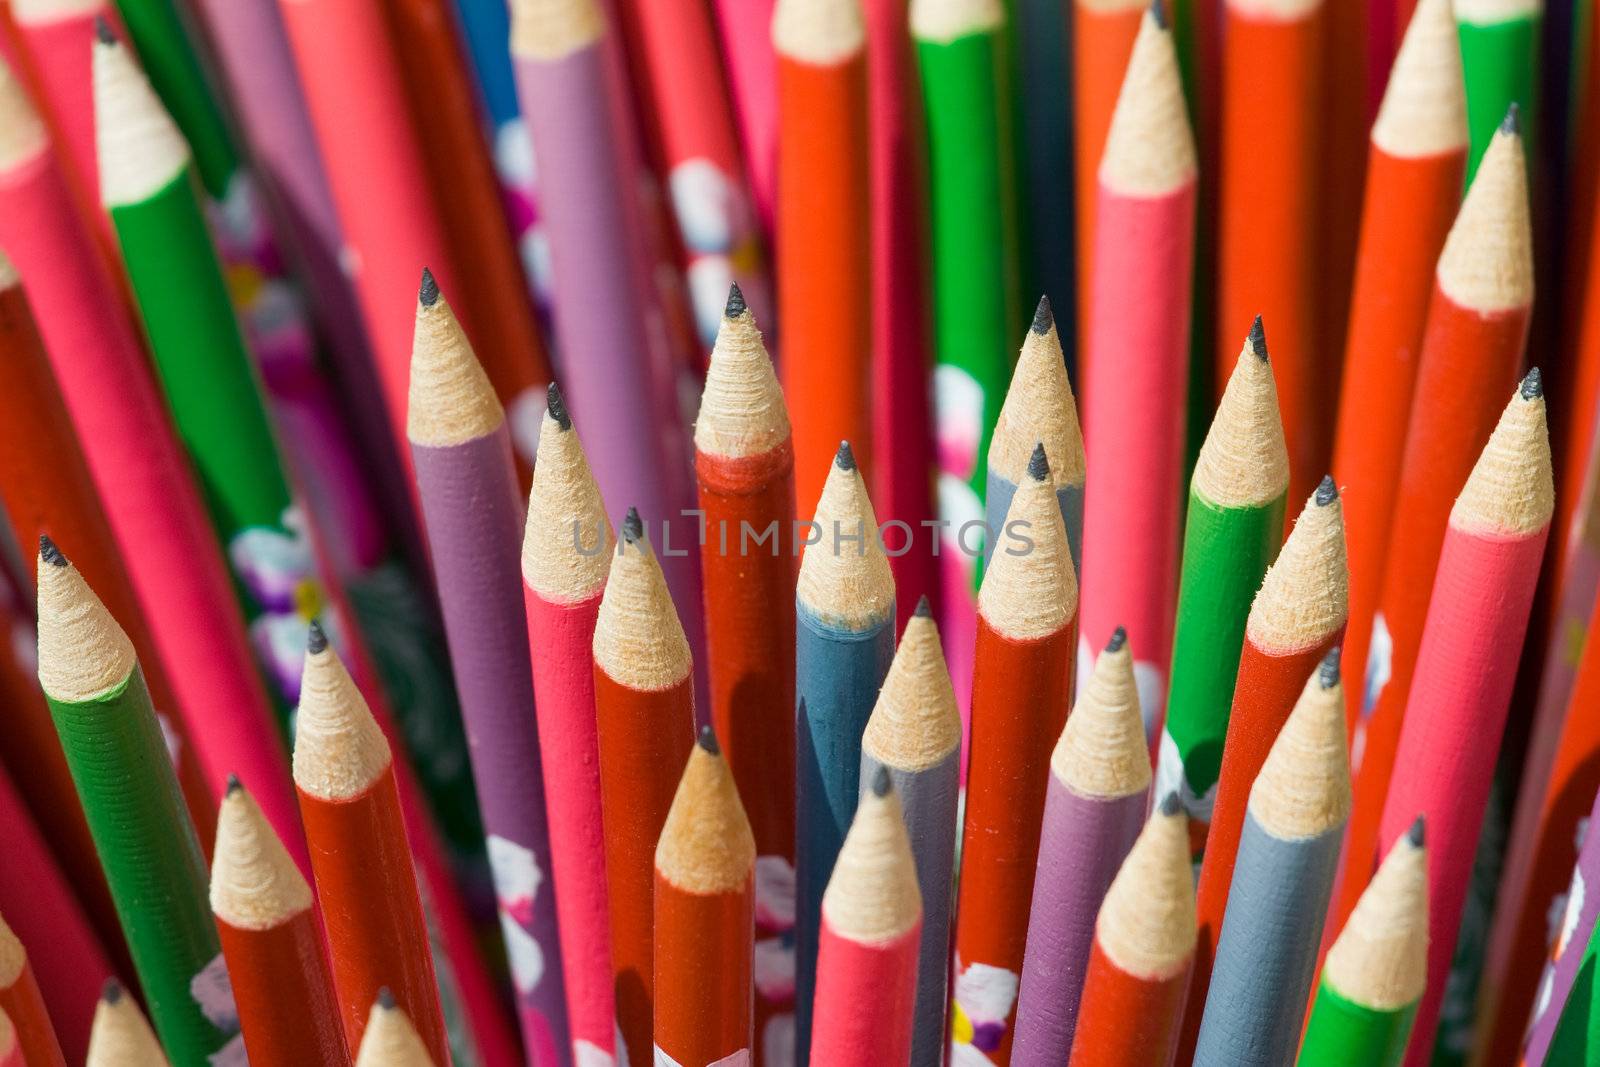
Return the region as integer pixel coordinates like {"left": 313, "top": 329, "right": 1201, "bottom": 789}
{"left": 1336, "top": 113, "right": 1532, "bottom": 935}
{"left": 1457, "top": 0, "right": 1539, "bottom": 179}
{"left": 522, "top": 382, "right": 617, "bottom": 1062}
{"left": 1374, "top": 372, "right": 1553, "bottom": 1065}
{"left": 1013, "top": 628, "right": 1152, "bottom": 1064}
{"left": 35, "top": 541, "right": 240, "bottom": 1062}
{"left": 85, "top": 982, "right": 169, "bottom": 1067}
{"left": 211, "top": 779, "right": 349, "bottom": 1067}
{"left": 594, "top": 510, "right": 697, "bottom": 1067}
{"left": 951, "top": 443, "right": 1078, "bottom": 1062}
{"left": 1156, "top": 321, "right": 1289, "bottom": 842}
{"left": 773, "top": 0, "right": 874, "bottom": 508}
{"left": 1298, "top": 820, "right": 1428, "bottom": 1067}
{"left": 809, "top": 769, "right": 922, "bottom": 1065}
{"left": 1192, "top": 650, "right": 1351, "bottom": 1066}
{"left": 653, "top": 730, "right": 756, "bottom": 1067}
{"left": 1077, "top": 2, "right": 1197, "bottom": 732}
{"left": 293, "top": 628, "right": 447, "bottom": 1064}
{"left": 859, "top": 597, "right": 961, "bottom": 1067}
{"left": 1520, "top": 787, "right": 1600, "bottom": 1066}
{"left": 1329, "top": 0, "right": 1467, "bottom": 728}
{"left": 693, "top": 286, "right": 799, "bottom": 1000}
{"left": 1216, "top": 0, "right": 1329, "bottom": 506}
{"left": 0, "top": 912, "right": 65, "bottom": 1067}
{"left": 1185, "top": 484, "right": 1348, "bottom": 1039}
{"left": 354, "top": 992, "right": 436, "bottom": 1067}
{"left": 795, "top": 441, "right": 896, "bottom": 1058}
{"left": 1067, "top": 794, "right": 1197, "bottom": 1067}
{"left": 407, "top": 273, "right": 569, "bottom": 1057}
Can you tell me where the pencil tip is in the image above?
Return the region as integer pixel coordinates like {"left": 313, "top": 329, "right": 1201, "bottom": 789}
{"left": 696, "top": 724, "right": 719, "bottom": 755}
{"left": 1500, "top": 102, "right": 1521, "bottom": 136}
{"left": 376, "top": 987, "right": 396, "bottom": 1011}
{"left": 93, "top": 15, "right": 116, "bottom": 44}
{"left": 38, "top": 534, "right": 65, "bottom": 568}
{"left": 1027, "top": 442, "right": 1050, "bottom": 482}
{"left": 725, "top": 282, "right": 746, "bottom": 318}
{"left": 1159, "top": 791, "right": 1181, "bottom": 817}
{"left": 1148, "top": 0, "right": 1167, "bottom": 27}
{"left": 835, "top": 440, "right": 856, "bottom": 471}
{"left": 1249, "top": 315, "right": 1267, "bottom": 359}
{"left": 871, "top": 764, "right": 891, "bottom": 797}
{"left": 913, "top": 594, "right": 932, "bottom": 618}
{"left": 1521, "top": 366, "right": 1543, "bottom": 400}
{"left": 102, "top": 978, "right": 123, "bottom": 1004}
{"left": 225, "top": 773, "right": 242, "bottom": 795}
{"left": 546, "top": 382, "right": 571, "bottom": 430}
{"left": 306, "top": 620, "right": 328, "bottom": 655}
{"left": 1106, "top": 626, "right": 1127, "bottom": 653}
{"left": 1031, "top": 294, "right": 1053, "bottom": 335}
{"left": 1319, "top": 646, "right": 1342, "bottom": 688}
{"left": 418, "top": 267, "right": 439, "bottom": 308}
{"left": 1315, "top": 475, "right": 1338, "bottom": 506}
{"left": 1408, "top": 815, "right": 1425, "bottom": 846}
{"left": 622, "top": 507, "right": 644, "bottom": 545}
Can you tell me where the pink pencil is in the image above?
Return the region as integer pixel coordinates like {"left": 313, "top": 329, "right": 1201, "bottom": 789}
{"left": 809, "top": 769, "right": 922, "bottom": 1067}
{"left": 711, "top": 0, "right": 778, "bottom": 235}
{"left": 1374, "top": 369, "right": 1553, "bottom": 1066}
{"left": 1077, "top": 3, "right": 1196, "bottom": 737}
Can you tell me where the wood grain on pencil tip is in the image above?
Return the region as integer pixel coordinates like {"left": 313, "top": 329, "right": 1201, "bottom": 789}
{"left": 85, "top": 980, "right": 170, "bottom": 1067}
{"left": 354, "top": 992, "right": 435, "bottom": 1067}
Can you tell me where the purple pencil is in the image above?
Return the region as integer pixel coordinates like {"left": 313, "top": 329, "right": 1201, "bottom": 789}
{"left": 1012, "top": 627, "right": 1153, "bottom": 1064}
{"left": 406, "top": 272, "right": 571, "bottom": 1064}
{"left": 1522, "top": 785, "right": 1600, "bottom": 1065}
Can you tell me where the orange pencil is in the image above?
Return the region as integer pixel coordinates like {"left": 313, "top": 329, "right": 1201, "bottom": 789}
{"left": 1216, "top": 0, "right": 1329, "bottom": 506}
{"left": 951, "top": 443, "right": 1078, "bottom": 1062}
{"left": 594, "top": 511, "right": 697, "bottom": 1067}
{"left": 1334, "top": 113, "right": 1532, "bottom": 936}
{"left": 0, "top": 912, "right": 64, "bottom": 1067}
{"left": 1330, "top": 0, "right": 1467, "bottom": 732}
{"left": 292, "top": 627, "right": 447, "bottom": 1064}
{"left": 773, "top": 0, "right": 873, "bottom": 509}
{"left": 354, "top": 992, "right": 436, "bottom": 1066}
{"left": 653, "top": 729, "right": 756, "bottom": 1067}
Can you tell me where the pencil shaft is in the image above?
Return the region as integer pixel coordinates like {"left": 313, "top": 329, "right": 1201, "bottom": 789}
{"left": 217, "top": 914, "right": 350, "bottom": 1066}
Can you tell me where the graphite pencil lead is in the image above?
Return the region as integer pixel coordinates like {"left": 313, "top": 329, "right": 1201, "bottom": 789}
{"left": 871, "top": 764, "right": 891, "bottom": 797}
{"left": 377, "top": 987, "right": 396, "bottom": 1011}
{"left": 93, "top": 14, "right": 115, "bottom": 43}
{"left": 1319, "top": 645, "right": 1341, "bottom": 688}
{"left": 1149, "top": 0, "right": 1168, "bottom": 28}
{"left": 697, "top": 724, "right": 720, "bottom": 755}
{"left": 1500, "top": 101, "right": 1520, "bottom": 135}
{"left": 418, "top": 267, "right": 439, "bottom": 308}
{"left": 1159, "top": 791, "right": 1181, "bottom": 816}
{"left": 1315, "top": 474, "right": 1338, "bottom": 505}
{"left": 835, "top": 440, "right": 856, "bottom": 471}
{"left": 622, "top": 507, "right": 644, "bottom": 545}
{"left": 306, "top": 619, "right": 328, "bottom": 654}
{"left": 1408, "top": 815, "right": 1425, "bottom": 846}
{"left": 914, "top": 594, "right": 932, "bottom": 618}
{"left": 1027, "top": 442, "right": 1050, "bottom": 482}
{"left": 38, "top": 534, "right": 65, "bottom": 568}
{"left": 1031, "top": 294, "right": 1054, "bottom": 335}
{"left": 547, "top": 381, "right": 571, "bottom": 430}
{"left": 725, "top": 282, "right": 747, "bottom": 318}
{"left": 1521, "top": 366, "right": 1542, "bottom": 399}
{"left": 1248, "top": 314, "right": 1267, "bottom": 359}
{"left": 225, "top": 773, "right": 242, "bottom": 795}
{"left": 1107, "top": 625, "right": 1128, "bottom": 653}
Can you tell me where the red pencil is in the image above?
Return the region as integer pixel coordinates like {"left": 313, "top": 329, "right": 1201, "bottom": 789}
{"left": 951, "top": 443, "right": 1079, "bottom": 1061}
{"left": 653, "top": 729, "right": 756, "bottom": 1067}
{"left": 809, "top": 767, "right": 922, "bottom": 1066}
{"left": 1374, "top": 370, "right": 1553, "bottom": 1064}
{"left": 292, "top": 626, "right": 447, "bottom": 1064}
{"left": 1068, "top": 794, "right": 1196, "bottom": 1067}
{"left": 0, "top": 911, "right": 64, "bottom": 1067}
{"left": 211, "top": 778, "right": 349, "bottom": 1067}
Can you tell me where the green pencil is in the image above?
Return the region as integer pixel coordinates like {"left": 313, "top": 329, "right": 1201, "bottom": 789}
{"left": 1298, "top": 818, "right": 1428, "bottom": 1067}
{"left": 36, "top": 538, "right": 240, "bottom": 1064}
{"left": 1457, "top": 0, "right": 1540, "bottom": 182}
{"left": 1156, "top": 317, "right": 1288, "bottom": 838}
{"left": 913, "top": 0, "right": 1023, "bottom": 566}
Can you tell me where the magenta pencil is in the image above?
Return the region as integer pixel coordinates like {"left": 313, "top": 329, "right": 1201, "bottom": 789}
{"left": 1076, "top": 2, "right": 1197, "bottom": 734}
{"left": 1374, "top": 370, "right": 1554, "bottom": 1066}
{"left": 711, "top": 0, "right": 779, "bottom": 234}
{"left": 522, "top": 383, "right": 618, "bottom": 1063}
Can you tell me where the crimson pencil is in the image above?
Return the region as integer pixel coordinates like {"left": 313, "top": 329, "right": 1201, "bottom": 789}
{"left": 0, "top": 909, "right": 65, "bottom": 1067}
{"left": 522, "top": 382, "right": 617, "bottom": 1061}
{"left": 211, "top": 779, "right": 348, "bottom": 1067}
{"left": 1373, "top": 371, "right": 1553, "bottom": 1065}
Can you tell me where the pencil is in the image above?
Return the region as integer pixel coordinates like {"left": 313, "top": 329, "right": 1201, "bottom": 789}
{"left": 293, "top": 628, "right": 448, "bottom": 1064}
{"left": 858, "top": 597, "right": 961, "bottom": 1067}
{"left": 522, "top": 382, "right": 617, "bottom": 1062}
{"left": 354, "top": 992, "right": 436, "bottom": 1067}
{"left": 653, "top": 729, "right": 757, "bottom": 1067}
{"left": 35, "top": 541, "right": 238, "bottom": 1062}
{"left": 1216, "top": 0, "right": 1329, "bottom": 507}
{"left": 1298, "top": 820, "right": 1427, "bottom": 1067}
{"left": 1457, "top": 0, "right": 1540, "bottom": 180}
{"left": 1077, "top": 1, "right": 1197, "bottom": 733}
{"left": 1010, "top": 0, "right": 1071, "bottom": 336}
{"left": 809, "top": 769, "right": 922, "bottom": 1065}
{"left": 211, "top": 778, "right": 348, "bottom": 1067}
{"left": 1191, "top": 649, "right": 1351, "bottom": 1067}
{"left": 693, "top": 288, "right": 798, "bottom": 961}
{"left": 1519, "top": 786, "right": 1600, "bottom": 1066}
{"left": 1331, "top": 0, "right": 1468, "bottom": 733}
{"left": 712, "top": 0, "right": 780, "bottom": 233}
{"left": 1013, "top": 628, "right": 1152, "bottom": 1064}
{"left": 1539, "top": 897, "right": 1600, "bottom": 1063}
{"left": 952, "top": 443, "right": 1078, "bottom": 1062}
{"left": 1374, "top": 372, "right": 1553, "bottom": 1065}
{"left": 773, "top": 0, "right": 874, "bottom": 509}
{"left": 1066, "top": 794, "right": 1196, "bottom": 1067}
{"left": 1157, "top": 320, "right": 1289, "bottom": 842}
{"left": 0, "top": 1007, "right": 16, "bottom": 1067}
{"left": 0, "top": 44, "right": 299, "bottom": 863}
{"left": 1335, "top": 113, "right": 1532, "bottom": 937}
{"left": 1186, "top": 485, "right": 1347, "bottom": 1036}
{"left": 85, "top": 981, "right": 170, "bottom": 1067}
{"left": 406, "top": 273, "right": 569, "bottom": 1056}
{"left": 794, "top": 441, "right": 896, "bottom": 1058}
{"left": 593, "top": 510, "right": 697, "bottom": 1067}
{"left": 0, "top": 911, "right": 65, "bottom": 1067}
